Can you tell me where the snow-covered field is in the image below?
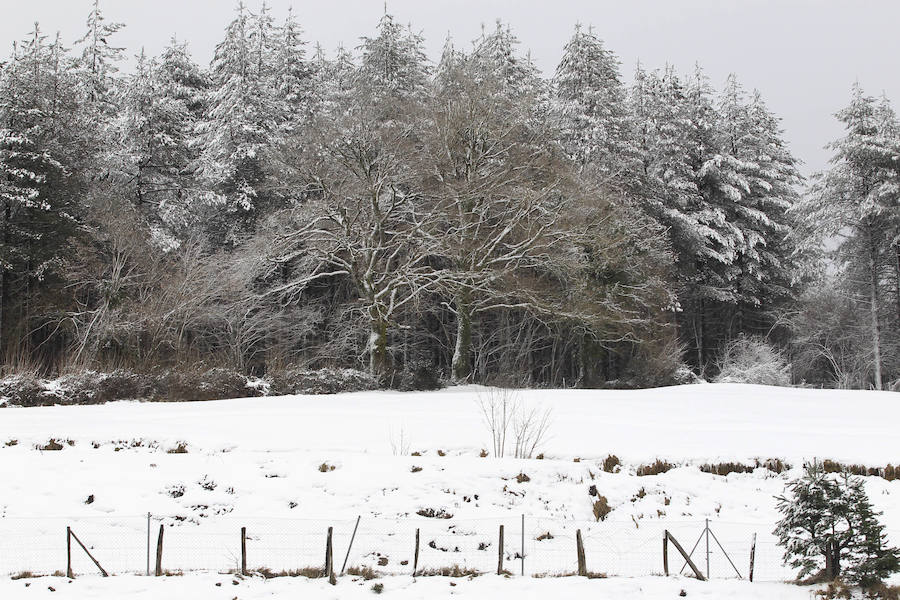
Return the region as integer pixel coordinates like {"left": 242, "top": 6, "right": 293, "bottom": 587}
{"left": 1, "top": 383, "right": 897, "bottom": 598}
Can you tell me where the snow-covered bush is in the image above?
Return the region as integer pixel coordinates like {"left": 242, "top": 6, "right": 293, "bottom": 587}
{"left": 714, "top": 335, "right": 791, "bottom": 386}
{"left": 0, "top": 367, "right": 265, "bottom": 406}
{"left": 619, "top": 335, "right": 698, "bottom": 389}
{"left": 265, "top": 367, "right": 377, "bottom": 396}
{"left": 0, "top": 374, "right": 47, "bottom": 407}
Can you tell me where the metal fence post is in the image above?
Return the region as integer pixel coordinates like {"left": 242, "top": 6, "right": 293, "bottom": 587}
{"left": 705, "top": 518, "right": 710, "bottom": 579}
{"left": 146, "top": 512, "right": 151, "bottom": 576}
{"left": 520, "top": 514, "right": 525, "bottom": 576}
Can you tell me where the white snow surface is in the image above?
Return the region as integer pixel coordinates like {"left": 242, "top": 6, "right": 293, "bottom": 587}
{"left": 0, "top": 573, "right": 816, "bottom": 600}
{"left": 1, "top": 383, "right": 896, "bottom": 464}
{"left": 0, "top": 383, "right": 897, "bottom": 598}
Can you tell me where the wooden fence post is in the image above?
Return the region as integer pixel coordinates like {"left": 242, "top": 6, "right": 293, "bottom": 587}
{"left": 749, "top": 533, "right": 757, "bottom": 582}
{"left": 666, "top": 531, "right": 706, "bottom": 581}
{"left": 155, "top": 525, "right": 164, "bottom": 576}
{"left": 576, "top": 529, "right": 586, "bottom": 576}
{"left": 66, "top": 527, "right": 73, "bottom": 579}
{"left": 497, "top": 525, "right": 505, "bottom": 575}
{"left": 663, "top": 530, "right": 669, "bottom": 576}
{"left": 241, "top": 527, "right": 247, "bottom": 576}
{"left": 413, "top": 528, "right": 420, "bottom": 577}
{"left": 326, "top": 527, "right": 336, "bottom": 585}
{"left": 68, "top": 529, "right": 109, "bottom": 577}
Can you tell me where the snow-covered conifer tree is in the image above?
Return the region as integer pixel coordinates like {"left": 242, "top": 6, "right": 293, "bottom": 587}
{"left": 553, "top": 24, "right": 640, "bottom": 192}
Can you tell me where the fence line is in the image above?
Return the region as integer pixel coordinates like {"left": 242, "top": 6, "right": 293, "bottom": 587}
{"left": 3, "top": 514, "right": 895, "bottom": 581}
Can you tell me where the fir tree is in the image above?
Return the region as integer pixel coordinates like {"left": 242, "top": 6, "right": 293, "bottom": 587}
{"left": 357, "top": 11, "right": 429, "bottom": 102}
{"left": 0, "top": 25, "right": 83, "bottom": 354}
{"left": 553, "top": 24, "right": 640, "bottom": 192}
{"left": 75, "top": 0, "right": 125, "bottom": 107}
{"left": 196, "top": 1, "right": 281, "bottom": 241}
{"left": 797, "top": 84, "right": 900, "bottom": 389}
{"left": 775, "top": 464, "right": 900, "bottom": 585}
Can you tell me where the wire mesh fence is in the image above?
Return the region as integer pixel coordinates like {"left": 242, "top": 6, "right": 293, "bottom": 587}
{"left": 3, "top": 514, "right": 896, "bottom": 581}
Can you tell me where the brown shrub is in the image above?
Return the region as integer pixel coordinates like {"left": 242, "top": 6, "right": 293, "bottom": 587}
{"left": 603, "top": 455, "right": 621, "bottom": 473}
{"left": 865, "top": 583, "right": 900, "bottom": 600}
{"left": 346, "top": 565, "right": 379, "bottom": 580}
{"left": 593, "top": 496, "right": 612, "bottom": 521}
{"left": 416, "top": 566, "right": 481, "bottom": 577}
{"left": 532, "top": 571, "right": 606, "bottom": 579}
{"left": 757, "top": 458, "right": 790, "bottom": 474}
{"left": 416, "top": 508, "right": 453, "bottom": 519}
{"left": 256, "top": 567, "right": 325, "bottom": 579}
{"left": 166, "top": 442, "right": 188, "bottom": 454}
{"left": 516, "top": 473, "right": 530, "bottom": 483}
{"left": 37, "top": 439, "right": 64, "bottom": 451}
{"left": 699, "top": 462, "right": 754, "bottom": 476}
{"left": 814, "top": 579, "right": 853, "bottom": 599}
{"left": 636, "top": 460, "right": 673, "bottom": 476}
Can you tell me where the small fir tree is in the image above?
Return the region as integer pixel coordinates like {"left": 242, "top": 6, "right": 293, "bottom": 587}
{"left": 774, "top": 463, "right": 899, "bottom": 586}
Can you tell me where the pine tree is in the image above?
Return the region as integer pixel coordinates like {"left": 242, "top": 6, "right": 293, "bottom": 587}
{"left": 272, "top": 8, "right": 311, "bottom": 136}
{"left": 553, "top": 24, "right": 640, "bottom": 192}
{"left": 0, "top": 25, "right": 83, "bottom": 355}
{"left": 357, "top": 11, "right": 429, "bottom": 102}
{"left": 797, "top": 84, "right": 900, "bottom": 389}
{"left": 775, "top": 464, "right": 900, "bottom": 585}
{"left": 716, "top": 80, "right": 801, "bottom": 323}
{"left": 196, "top": 1, "right": 281, "bottom": 241}
{"left": 75, "top": 0, "right": 125, "bottom": 107}
{"left": 471, "top": 21, "right": 542, "bottom": 100}
{"left": 111, "top": 39, "right": 207, "bottom": 236}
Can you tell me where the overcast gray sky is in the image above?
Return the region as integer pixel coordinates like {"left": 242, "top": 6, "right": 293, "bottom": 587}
{"left": 2, "top": 0, "right": 899, "bottom": 177}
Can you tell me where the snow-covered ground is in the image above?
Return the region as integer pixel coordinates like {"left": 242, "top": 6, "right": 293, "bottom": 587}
{"left": 1, "top": 383, "right": 897, "bottom": 598}
{"left": 0, "top": 573, "right": 816, "bottom": 600}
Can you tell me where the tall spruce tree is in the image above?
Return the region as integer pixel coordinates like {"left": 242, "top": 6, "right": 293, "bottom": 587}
{"left": 0, "top": 25, "right": 83, "bottom": 357}
{"left": 553, "top": 24, "right": 640, "bottom": 192}
{"left": 196, "top": 1, "right": 281, "bottom": 242}
{"left": 797, "top": 84, "right": 900, "bottom": 389}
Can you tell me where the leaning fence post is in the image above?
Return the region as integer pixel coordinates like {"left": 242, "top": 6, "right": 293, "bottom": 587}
{"left": 241, "top": 527, "right": 247, "bottom": 576}
{"left": 666, "top": 530, "right": 706, "bottom": 581}
{"left": 66, "top": 527, "right": 73, "bottom": 579}
{"left": 749, "top": 533, "right": 757, "bottom": 582}
{"left": 575, "top": 529, "right": 587, "bottom": 577}
{"left": 155, "top": 524, "right": 164, "bottom": 576}
{"left": 341, "top": 515, "right": 361, "bottom": 575}
{"left": 326, "top": 526, "right": 336, "bottom": 585}
{"left": 663, "top": 530, "right": 669, "bottom": 576}
{"left": 497, "top": 525, "right": 505, "bottom": 575}
{"left": 68, "top": 529, "right": 109, "bottom": 577}
{"left": 413, "top": 528, "right": 420, "bottom": 577}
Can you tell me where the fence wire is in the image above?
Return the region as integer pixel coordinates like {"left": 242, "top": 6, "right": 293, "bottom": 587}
{"left": 2, "top": 514, "right": 895, "bottom": 581}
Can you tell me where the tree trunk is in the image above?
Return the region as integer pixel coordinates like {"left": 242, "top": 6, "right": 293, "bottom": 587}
{"left": 833, "top": 541, "right": 841, "bottom": 578}
{"left": 696, "top": 298, "right": 706, "bottom": 373}
{"left": 451, "top": 291, "right": 472, "bottom": 382}
{"left": 369, "top": 313, "right": 389, "bottom": 383}
{"left": 895, "top": 244, "right": 900, "bottom": 329}
{"left": 869, "top": 238, "right": 884, "bottom": 390}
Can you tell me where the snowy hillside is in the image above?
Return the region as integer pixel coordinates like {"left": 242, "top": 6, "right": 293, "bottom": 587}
{"left": 1, "top": 383, "right": 898, "bottom": 599}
